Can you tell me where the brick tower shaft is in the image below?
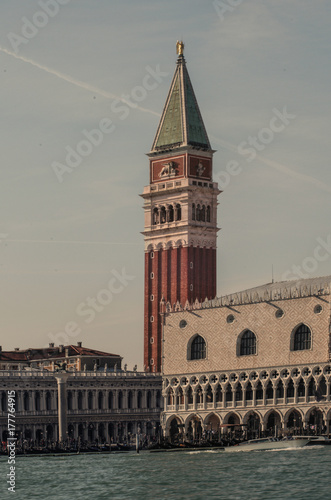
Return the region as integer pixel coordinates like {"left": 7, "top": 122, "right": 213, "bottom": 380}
{"left": 141, "top": 43, "right": 220, "bottom": 372}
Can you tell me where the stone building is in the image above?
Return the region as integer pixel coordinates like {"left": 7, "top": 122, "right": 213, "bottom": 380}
{"left": 0, "top": 343, "right": 122, "bottom": 372}
{"left": 0, "top": 345, "right": 162, "bottom": 444}
{"left": 148, "top": 44, "right": 331, "bottom": 443}
{"left": 162, "top": 277, "right": 331, "bottom": 441}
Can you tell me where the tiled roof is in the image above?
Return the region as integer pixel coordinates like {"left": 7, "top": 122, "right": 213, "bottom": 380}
{"left": 229, "top": 275, "right": 331, "bottom": 298}
{"left": 0, "top": 345, "right": 121, "bottom": 363}
{"left": 151, "top": 54, "right": 211, "bottom": 152}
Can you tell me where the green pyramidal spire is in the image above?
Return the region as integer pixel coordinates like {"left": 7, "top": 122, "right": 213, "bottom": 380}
{"left": 151, "top": 44, "right": 211, "bottom": 152}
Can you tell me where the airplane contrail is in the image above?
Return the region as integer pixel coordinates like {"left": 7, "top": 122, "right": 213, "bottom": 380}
{"left": 0, "top": 46, "right": 160, "bottom": 117}
{"left": 210, "top": 135, "right": 331, "bottom": 194}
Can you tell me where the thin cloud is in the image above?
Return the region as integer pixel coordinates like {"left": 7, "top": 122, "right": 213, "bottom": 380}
{"left": 211, "top": 135, "right": 331, "bottom": 194}
{"left": 0, "top": 46, "right": 160, "bottom": 117}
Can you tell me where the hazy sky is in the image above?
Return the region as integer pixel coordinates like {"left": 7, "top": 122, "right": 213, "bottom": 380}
{"left": 1, "top": 0, "right": 330, "bottom": 369}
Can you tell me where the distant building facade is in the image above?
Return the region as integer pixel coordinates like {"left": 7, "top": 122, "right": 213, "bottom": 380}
{"left": 162, "top": 277, "right": 331, "bottom": 441}
{"left": 0, "top": 344, "right": 162, "bottom": 444}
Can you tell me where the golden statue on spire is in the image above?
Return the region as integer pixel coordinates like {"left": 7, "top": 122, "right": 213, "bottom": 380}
{"left": 176, "top": 40, "right": 184, "bottom": 56}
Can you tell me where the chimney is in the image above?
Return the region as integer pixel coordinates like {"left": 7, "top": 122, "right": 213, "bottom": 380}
{"left": 65, "top": 347, "right": 69, "bottom": 358}
{"left": 77, "top": 341, "right": 82, "bottom": 348}
{"left": 59, "top": 345, "right": 64, "bottom": 353}
{"left": 49, "top": 343, "right": 54, "bottom": 348}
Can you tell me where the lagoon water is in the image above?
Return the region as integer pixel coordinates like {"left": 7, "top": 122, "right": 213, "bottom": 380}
{"left": 1, "top": 447, "right": 331, "bottom": 499}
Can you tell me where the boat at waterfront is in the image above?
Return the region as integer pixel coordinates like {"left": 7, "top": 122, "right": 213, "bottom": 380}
{"left": 225, "top": 436, "right": 311, "bottom": 452}
{"left": 304, "top": 436, "right": 331, "bottom": 445}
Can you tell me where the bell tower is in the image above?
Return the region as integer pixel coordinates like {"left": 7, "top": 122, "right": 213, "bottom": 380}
{"left": 141, "top": 42, "right": 220, "bottom": 372}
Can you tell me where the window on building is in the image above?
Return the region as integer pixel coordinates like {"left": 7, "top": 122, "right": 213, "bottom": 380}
{"left": 160, "top": 206, "right": 166, "bottom": 224}
{"left": 67, "top": 391, "right": 73, "bottom": 410}
{"left": 190, "top": 335, "right": 206, "bottom": 360}
{"left": 98, "top": 391, "right": 103, "bottom": 410}
{"left": 23, "top": 391, "right": 29, "bottom": 411}
{"left": 192, "top": 203, "right": 196, "bottom": 221}
{"left": 88, "top": 391, "right": 93, "bottom": 410}
{"left": 215, "top": 385, "right": 222, "bottom": 403}
{"left": 78, "top": 391, "right": 83, "bottom": 410}
{"left": 298, "top": 378, "right": 305, "bottom": 397}
{"left": 256, "top": 381, "right": 263, "bottom": 400}
{"left": 286, "top": 379, "right": 294, "bottom": 398}
{"left": 118, "top": 390, "right": 123, "bottom": 409}
{"left": 293, "top": 324, "right": 311, "bottom": 351}
{"left": 168, "top": 205, "right": 174, "bottom": 222}
{"left": 196, "top": 204, "right": 201, "bottom": 221}
{"left": 128, "top": 390, "right": 133, "bottom": 409}
{"left": 175, "top": 204, "right": 181, "bottom": 221}
{"left": 239, "top": 330, "right": 256, "bottom": 356}
{"left": 187, "top": 386, "right": 193, "bottom": 404}
{"left": 153, "top": 208, "right": 159, "bottom": 225}
{"left": 226, "top": 385, "right": 232, "bottom": 402}
{"left": 108, "top": 391, "right": 113, "bottom": 409}
{"left": 276, "top": 380, "right": 284, "bottom": 399}
{"left": 35, "top": 391, "right": 41, "bottom": 411}
{"left": 137, "top": 391, "right": 142, "bottom": 409}
{"left": 206, "top": 205, "right": 211, "bottom": 222}
{"left": 156, "top": 390, "right": 161, "bottom": 408}
{"left": 46, "top": 391, "right": 51, "bottom": 411}
{"left": 246, "top": 381, "right": 253, "bottom": 401}
{"left": 147, "top": 390, "right": 152, "bottom": 409}
{"left": 235, "top": 383, "right": 242, "bottom": 401}
{"left": 266, "top": 381, "right": 273, "bottom": 399}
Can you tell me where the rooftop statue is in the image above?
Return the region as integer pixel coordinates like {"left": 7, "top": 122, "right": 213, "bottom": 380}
{"left": 176, "top": 40, "right": 184, "bottom": 56}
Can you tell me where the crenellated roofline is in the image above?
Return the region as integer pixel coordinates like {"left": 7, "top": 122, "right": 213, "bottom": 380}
{"left": 161, "top": 275, "right": 331, "bottom": 313}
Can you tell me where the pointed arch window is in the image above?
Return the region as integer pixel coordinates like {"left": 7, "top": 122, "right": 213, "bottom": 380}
{"left": 276, "top": 380, "right": 284, "bottom": 399}
{"left": 206, "top": 205, "right": 211, "bottom": 222}
{"left": 298, "top": 378, "right": 305, "bottom": 397}
{"left": 200, "top": 205, "right": 206, "bottom": 222}
{"left": 239, "top": 330, "right": 256, "bottom": 356}
{"left": 266, "top": 381, "right": 273, "bottom": 399}
{"left": 246, "top": 381, "right": 253, "bottom": 401}
{"left": 235, "top": 383, "right": 243, "bottom": 401}
{"left": 293, "top": 324, "right": 311, "bottom": 351}
{"left": 286, "top": 379, "right": 294, "bottom": 398}
{"left": 256, "top": 381, "right": 263, "bottom": 400}
{"left": 187, "top": 386, "right": 193, "bottom": 404}
{"left": 189, "top": 335, "right": 206, "bottom": 360}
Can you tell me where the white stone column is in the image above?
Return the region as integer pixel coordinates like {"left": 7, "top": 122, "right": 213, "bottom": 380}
{"left": 222, "top": 388, "right": 226, "bottom": 408}
{"left": 184, "top": 390, "right": 188, "bottom": 411}
{"left": 193, "top": 391, "right": 197, "bottom": 410}
{"left": 326, "top": 380, "right": 330, "bottom": 402}
{"left": 54, "top": 372, "right": 70, "bottom": 443}
{"left": 252, "top": 387, "right": 257, "bottom": 407}
{"left": 232, "top": 386, "right": 236, "bottom": 408}
{"left": 294, "top": 383, "right": 298, "bottom": 404}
